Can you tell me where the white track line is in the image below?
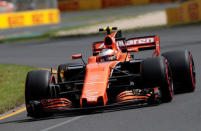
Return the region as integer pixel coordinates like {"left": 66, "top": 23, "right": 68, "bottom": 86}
{"left": 41, "top": 116, "right": 83, "bottom": 131}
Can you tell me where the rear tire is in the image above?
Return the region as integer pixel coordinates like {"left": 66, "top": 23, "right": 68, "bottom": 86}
{"left": 25, "top": 70, "right": 55, "bottom": 117}
{"left": 162, "top": 50, "right": 196, "bottom": 93}
{"left": 141, "top": 57, "right": 173, "bottom": 103}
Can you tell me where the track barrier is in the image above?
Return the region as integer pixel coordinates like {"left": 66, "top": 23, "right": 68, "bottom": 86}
{"left": 166, "top": 0, "right": 201, "bottom": 24}
{"left": 58, "top": 0, "right": 178, "bottom": 12}
{"left": 0, "top": 9, "right": 60, "bottom": 29}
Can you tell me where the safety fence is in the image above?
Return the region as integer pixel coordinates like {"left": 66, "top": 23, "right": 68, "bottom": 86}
{"left": 58, "top": 0, "right": 178, "bottom": 12}
{"left": 0, "top": 9, "right": 60, "bottom": 29}
{"left": 166, "top": 0, "right": 201, "bottom": 24}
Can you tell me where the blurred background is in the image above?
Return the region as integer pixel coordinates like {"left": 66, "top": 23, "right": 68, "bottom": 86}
{"left": 0, "top": 0, "right": 57, "bottom": 12}
{"left": 0, "top": 0, "right": 197, "bottom": 40}
{"left": 0, "top": 0, "right": 192, "bottom": 13}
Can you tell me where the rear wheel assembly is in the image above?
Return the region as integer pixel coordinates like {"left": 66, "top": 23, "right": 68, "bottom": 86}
{"left": 162, "top": 50, "right": 196, "bottom": 93}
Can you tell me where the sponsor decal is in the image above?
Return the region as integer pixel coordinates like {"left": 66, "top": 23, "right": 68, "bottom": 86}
{"left": 96, "top": 37, "right": 155, "bottom": 50}
{"left": 8, "top": 15, "right": 25, "bottom": 27}
{"left": 32, "top": 13, "right": 44, "bottom": 25}
{"left": 0, "top": 9, "right": 60, "bottom": 29}
{"left": 117, "top": 37, "right": 155, "bottom": 47}
{"left": 85, "top": 89, "right": 101, "bottom": 98}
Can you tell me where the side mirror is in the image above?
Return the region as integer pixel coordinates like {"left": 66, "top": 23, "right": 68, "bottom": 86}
{"left": 72, "top": 53, "right": 86, "bottom": 66}
{"left": 72, "top": 54, "right": 82, "bottom": 60}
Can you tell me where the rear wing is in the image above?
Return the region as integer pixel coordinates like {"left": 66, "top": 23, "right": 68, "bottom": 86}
{"left": 92, "top": 35, "right": 160, "bottom": 56}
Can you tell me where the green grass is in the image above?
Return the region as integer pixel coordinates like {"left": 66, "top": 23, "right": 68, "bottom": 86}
{"left": 0, "top": 64, "right": 37, "bottom": 114}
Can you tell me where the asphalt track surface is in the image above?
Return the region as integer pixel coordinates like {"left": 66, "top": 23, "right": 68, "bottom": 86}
{"left": 0, "top": 25, "right": 201, "bottom": 131}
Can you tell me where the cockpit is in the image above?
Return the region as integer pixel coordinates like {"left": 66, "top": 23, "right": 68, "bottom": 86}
{"left": 99, "top": 49, "right": 117, "bottom": 62}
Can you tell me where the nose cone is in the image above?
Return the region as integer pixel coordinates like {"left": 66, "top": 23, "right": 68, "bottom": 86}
{"left": 80, "top": 61, "right": 119, "bottom": 107}
{"left": 81, "top": 79, "right": 108, "bottom": 107}
{"left": 82, "top": 89, "right": 105, "bottom": 107}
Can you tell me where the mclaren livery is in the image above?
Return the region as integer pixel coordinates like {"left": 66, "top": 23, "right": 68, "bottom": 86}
{"left": 25, "top": 27, "right": 196, "bottom": 117}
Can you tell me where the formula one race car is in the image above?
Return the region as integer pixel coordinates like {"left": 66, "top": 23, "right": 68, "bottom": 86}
{"left": 25, "top": 27, "right": 196, "bottom": 117}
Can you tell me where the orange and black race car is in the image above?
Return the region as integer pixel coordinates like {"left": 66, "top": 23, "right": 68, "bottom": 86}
{"left": 25, "top": 27, "right": 196, "bottom": 117}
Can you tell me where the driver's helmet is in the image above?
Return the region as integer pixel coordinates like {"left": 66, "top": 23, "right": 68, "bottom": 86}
{"left": 99, "top": 49, "right": 117, "bottom": 61}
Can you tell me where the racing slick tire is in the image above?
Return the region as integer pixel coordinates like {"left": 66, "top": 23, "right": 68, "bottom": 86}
{"left": 162, "top": 50, "right": 196, "bottom": 93}
{"left": 25, "top": 70, "right": 55, "bottom": 117}
{"left": 141, "top": 57, "right": 173, "bottom": 103}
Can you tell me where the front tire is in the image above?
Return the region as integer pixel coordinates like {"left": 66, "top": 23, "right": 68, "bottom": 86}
{"left": 25, "top": 70, "right": 54, "bottom": 117}
{"left": 141, "top": 57, "right": 173, "bottom": 103}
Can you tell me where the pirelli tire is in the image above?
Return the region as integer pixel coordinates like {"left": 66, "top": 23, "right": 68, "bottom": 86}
{"left": 25, "top": 70, "right": 55, "bottom": 117}
{"left": 162, "top": 50, "right": 196, "bottom": 93}
{"left": 141, "top": 57, "right": 173, "bottom": 103}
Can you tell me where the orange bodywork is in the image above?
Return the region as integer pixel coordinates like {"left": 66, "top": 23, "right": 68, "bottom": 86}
{"left": 116, "top": 90, "right": 149, "bottom": 104}
{"left": 81, "top": 32, "right": 129, "bottom": 107}
{"left": 81, "top": 61, "right": 118, "bottom": 107}
{"left": 42, "top": 98, "right": 72, "bottom": 110}
{"left": 78, "top": 31, "right": 161, "bottom": 107}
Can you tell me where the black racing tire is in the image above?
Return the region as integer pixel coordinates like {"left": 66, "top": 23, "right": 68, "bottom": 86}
{"left": 25, "top": 70, "right": 55, "bottom": 117}
{"left": 141, "top": 57, "right": 173, "bottom": 103}
{"left": 162, "top": 50, "right": 196, "bottom": 93}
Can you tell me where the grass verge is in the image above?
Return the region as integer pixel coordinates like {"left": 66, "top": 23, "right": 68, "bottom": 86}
{"left": 0, "top": 64, "right": 37, "bottom": 114}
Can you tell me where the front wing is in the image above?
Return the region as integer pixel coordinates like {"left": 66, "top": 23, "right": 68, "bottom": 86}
{"left": 28, "top": 88, "right": 161, "bottom": 116}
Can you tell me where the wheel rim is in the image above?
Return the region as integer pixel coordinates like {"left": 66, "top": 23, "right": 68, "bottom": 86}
{"left": 50, "top": 74, "right": 55, "bottom": 84}
{"left": 189, "top": 53, "right": 196, "bottom": 89}
{"left": 165, "top": 59, "right": 173, "bottom": 98}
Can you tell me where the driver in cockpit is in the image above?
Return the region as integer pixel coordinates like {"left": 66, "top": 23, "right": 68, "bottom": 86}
{"left": 99, "top": 49, "right": 117, "bottom": 62}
